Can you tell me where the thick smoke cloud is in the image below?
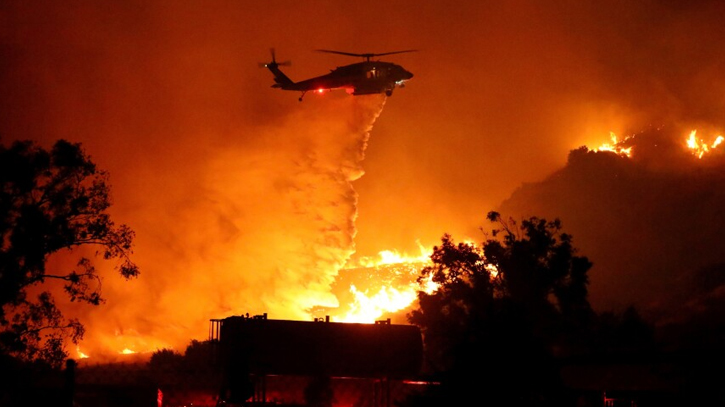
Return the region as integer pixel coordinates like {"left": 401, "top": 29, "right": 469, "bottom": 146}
{"left": 2, "top": 1, "right": 725, "bottom": 357}
{"left": 77, "top": 96, "right": 387, "bottom": 356}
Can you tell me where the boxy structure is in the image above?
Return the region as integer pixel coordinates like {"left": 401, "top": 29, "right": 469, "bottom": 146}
{"left": 209, "top": 314, "right": 425, "bottom": 407}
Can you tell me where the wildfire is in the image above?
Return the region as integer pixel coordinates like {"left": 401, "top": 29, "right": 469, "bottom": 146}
{"left": 73, "top": 330, "right": 173, "bottom": 361}
{"left": 686, "top": 130, "right": 724, "bottom": 158}
{"left": 331, "top": 240, "right": 499, "bottom": 323}
{"left": 76, "top": 346, "right": 89, "bottom": 359}
{"left": 334, "top": 245, "right": 436, "bottom": 323}
{"left": 587, "top": 129, "right": 724, "bottom": 159}
{"left": 593, "top": 132, "right": 634, "bottom": 157}
{"left": 352, "top": 246, "right": 432, "bottom": 268}
{"left": 341, "top": 284, "right": 420, "bottom": 323}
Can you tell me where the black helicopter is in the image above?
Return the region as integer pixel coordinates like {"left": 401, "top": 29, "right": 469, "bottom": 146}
{"left": 260, "top": 49, "right": 416, "bottom": 101}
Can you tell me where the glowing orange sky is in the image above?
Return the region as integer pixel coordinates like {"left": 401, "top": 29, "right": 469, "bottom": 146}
{"left": 2, "top": 1, "right": 725, "bottom": 358}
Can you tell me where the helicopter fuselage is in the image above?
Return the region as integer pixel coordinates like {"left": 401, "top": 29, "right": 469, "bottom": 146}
{"left": 262, "top": 50, "right": 415, "bottom": 101}
{"left": 278, "top": 61, "right": 413, "bottom": 95}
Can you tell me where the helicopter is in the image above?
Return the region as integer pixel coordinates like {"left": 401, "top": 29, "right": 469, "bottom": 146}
{"left": 260, "top": 48, "right": 416, "bottom": 101}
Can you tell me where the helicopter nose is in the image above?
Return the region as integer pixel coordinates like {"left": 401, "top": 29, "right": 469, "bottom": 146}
{"left": 404, "top": 70, "right": 414, "bottom": 79}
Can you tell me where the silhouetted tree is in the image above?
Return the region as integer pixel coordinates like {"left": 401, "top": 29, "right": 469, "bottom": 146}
{"left": 0, "top": 139, "right": 138, "bottom": 367}
{"left": 588, "top": 306, "right": 655, "bottom": 354}
{"left": 406, "top": 211, "right": 594, "bottom": 407}
{"left": 149, "top": 348, "right": 184, "bottom": 369}
{"left": 183, "top": 339, "right": 215, "bottom": 373}
{"left": 149, "top": 348, "right": 184, "bottom": 386}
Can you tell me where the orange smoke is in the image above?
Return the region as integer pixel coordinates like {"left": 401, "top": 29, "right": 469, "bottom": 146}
{"left": 74, "top": 96, "right": 389, "bottom": 361}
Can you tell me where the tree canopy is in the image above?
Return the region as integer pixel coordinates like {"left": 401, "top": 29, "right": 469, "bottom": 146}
{"left": 406, "top": 211, "right": 594, "bottom": 407}
{"left": 0, "top": 139, "right": 138, "bottom": 367}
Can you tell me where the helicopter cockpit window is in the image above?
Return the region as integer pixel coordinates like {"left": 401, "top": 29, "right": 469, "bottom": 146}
{"left": 366, "top": 68, "right": 378, "bottom": 79}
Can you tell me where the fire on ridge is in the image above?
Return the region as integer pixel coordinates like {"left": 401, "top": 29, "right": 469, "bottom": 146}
{"left": 589, "top": 129, "right": 724, "bottom": 159}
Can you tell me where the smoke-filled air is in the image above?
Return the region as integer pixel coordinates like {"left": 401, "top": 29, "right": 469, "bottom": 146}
{"left": 3, "top": 1, "right": 725, "bottom": 360}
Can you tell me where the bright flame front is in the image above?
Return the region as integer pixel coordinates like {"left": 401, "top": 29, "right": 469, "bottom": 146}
{"left": 325, "top": 245, "right": 436, "bottom": 323}
{"left": 687, "top": 130, "right": 724, "bottom": 158}
{"left": 593, "top": 132, "right": 633, "bottom": 157}
{"left": 587, "top": 129, "right": 724, "bottom": 159}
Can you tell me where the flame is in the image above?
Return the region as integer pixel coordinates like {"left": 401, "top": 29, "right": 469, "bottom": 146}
{"left": 340, "top": 284, "right": 420, "bottom": 323}
{"left": 74, "top": 332, "right": 170, "bottom": 361}
{"left": 593, "top": 132, "right": 633, "bottom": 157}
{"left": 686, "top": 130, "right": 724, "bottom": 158}
{"left": 587, "top": 129, "right": 725, "bottom": 159}
{"left": 335, "top": 240, "right": 495, "bottom": 323}
{"left": 352, "top": 244, "right": 432, "bottom": 268}
{"left": 79, "top": 328, "right": 175, "bottom": 361}
{"left": 486, "top": 263, "right": 499, "bottom": 279}
{"left": 418, "top": 271, "right": 439, "bottom": 295}
{"left": 76, "top": 346, "right": 90, "bottom": 359}
{"left": 334, "top": 245, "right": 437, "bottom": 323}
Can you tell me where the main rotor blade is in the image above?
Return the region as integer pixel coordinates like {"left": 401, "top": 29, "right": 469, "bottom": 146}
{"left": 316, "top": 49, "right": 363, "bottom": 58}
{"left": 316, "top": 49, "right": 418, "bottom": 59}
{"left": 373, "top": 49, "right": 418, "bottom": 57}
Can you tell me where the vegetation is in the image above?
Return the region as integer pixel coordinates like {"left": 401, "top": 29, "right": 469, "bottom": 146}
{"left": 405, "top": 211, "right": 653, "bottom": 407}
{"left": 149, "top": 340, "right": 217, "bottom": 376}
{"left": 0, "top": 139, "right": 138, "bottom": 367}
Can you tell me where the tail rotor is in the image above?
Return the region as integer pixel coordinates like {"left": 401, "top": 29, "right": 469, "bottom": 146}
{"left": 259, "top": 48, "right": 291, "bottom": 68}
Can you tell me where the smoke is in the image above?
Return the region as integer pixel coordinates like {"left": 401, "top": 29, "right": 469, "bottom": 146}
{"left": 67, "top": 95, "right": 388, "bottom": 359}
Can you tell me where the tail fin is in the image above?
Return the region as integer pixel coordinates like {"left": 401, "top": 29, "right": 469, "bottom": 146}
{"left": 260, "top": 48, "right": 294, "bottom": 88}
{"left": 266, "top": 63, "right": 294, "bottom": 88}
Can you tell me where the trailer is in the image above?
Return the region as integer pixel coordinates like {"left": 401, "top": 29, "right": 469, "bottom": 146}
{"left": 209, "top": 314, "right": 424, "bottom": 407}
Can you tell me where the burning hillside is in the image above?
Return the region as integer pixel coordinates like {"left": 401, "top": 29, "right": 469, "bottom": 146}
{"left": 497, "top": 126, "right": 725, "bottom": 334}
